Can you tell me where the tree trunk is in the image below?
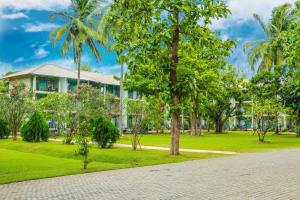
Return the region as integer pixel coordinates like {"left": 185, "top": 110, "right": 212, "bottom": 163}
{"left": 215, "top": 118, "right": 223, "bottom": 133}
{"left": 296, "top": 117, "right": 300, "bottom": 137}
{"left": 76, "top": 44, "right": 82, "bottom": 92}
{"left": 119, "top": 61, "right": 124, "bottom": 136}
{"left": 191, "top": 112, "right": 198, "bottom": 136}
{"left": 83, "top": 154, "right": 88, "bottom": 169}
{"left": 275, "top": 116, "right": 280, "bottom": 134}
{"left": 199, "top": 115, "right": 202, "bottom": 136}
{"left": 170, "top": 10, "right": 180, "bottom": 155}
{"left": 207, "top": 117, "right": 210, "bottom": 132}
{"left": 12, "top": 128, "right": 17, "bottom": 141}
{"left": 76, "top": 43, "right": 82, "bottom": 128}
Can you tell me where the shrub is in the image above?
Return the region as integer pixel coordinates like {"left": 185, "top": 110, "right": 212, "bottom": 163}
{"left": 296, "top": 125, "right": 300, "bottom": 137}
{"left": 21, "top": 112, "right": 49, "bottom": 142}
{"left": 0, "top": 119, "right": 10, "bottom": 139}
{"left": 90, "top": 115, "right": 119, "bottom": 148}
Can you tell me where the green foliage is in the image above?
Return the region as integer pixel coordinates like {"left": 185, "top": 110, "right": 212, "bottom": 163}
{"left": 38, "top": 93, "right": 73, "bottom": 131}
{"left": 279, "top": 1, "right": 300, "bottom": 69}
{"left": 21, "top": 112, "right": 49, "bottom": 142}
{"left": 75, "top": 121, "right": 91, "bottom": 169}
{"left": 77, "top": 84, "right": 113, "bottom": 120}
{"left": 204, "top": 69, "right": 244, "bottom": 133}
{"left": 281, "top": 69, "right": 300, "bottom": 132}
{"left": 105, "top": 0, "right": 234, "bottom": 154}
{"left": 50, "top": 0, "right": 109, "bottom": 90}
{"left": 0, "top": 80, "right": 8, "bottom": 94}
{"left": 0, "top": 82, "right": 33, "bottom": 140}
{"left": 38, "top": 93, "right": 75, "bottom": 143}
{"left": 244, "top": 2, "right": 295, "bottom": 71}
{"left": 0, "top": 119, "right": 10, "bottom": 139}
{"left": 252, "top": 99, "right": 279, "bottom": 142}
{"left": 90, "top": 115, "right": 119, "bottom": 148}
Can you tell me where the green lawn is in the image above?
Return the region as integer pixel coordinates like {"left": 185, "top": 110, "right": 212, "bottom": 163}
{"left": 119, "top": 131, "right": 300, "bottom": 152}
{"left": 2, "top": 131, "right": 299, "bottom": 184}
{"left": 0, "top": 140, "right": 224, "bottom": 184}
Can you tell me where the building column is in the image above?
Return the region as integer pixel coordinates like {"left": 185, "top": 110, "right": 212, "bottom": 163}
{"left": 123, "top": 90, "right": 128, "bottom": 129}
{"left": 58, "top": 78, "right": 62, "bottom": 92}
{"left": 32, "top": 75, "right": 37, "bottom": 100}
{"left": 283, "top": 115, "right": 287, "bottom": 129}
{"left": 60, "top": 78, "right": 68, "bottom": 93}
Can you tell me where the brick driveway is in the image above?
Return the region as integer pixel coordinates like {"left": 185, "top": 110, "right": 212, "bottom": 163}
{"left": 1, "top": 149, "right": 300, "bottom": 200}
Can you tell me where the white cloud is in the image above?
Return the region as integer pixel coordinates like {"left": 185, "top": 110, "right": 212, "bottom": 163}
{"left": 0, "top": 12, "right": 28, "bottom": 19}
{"left": 14, "top": 57, "right": 25, "bottom": 63}
{"left": 23, "top": 23, "right": 59, "bottom": 32}
{"left": 34, "top": 48, "right": 49, "bottom": 58}
{"left": 0, "top": 0, "right": 70, "bottom": 11}
{"left": 48, "top": 58, "right": 75, "bottom": 69}
{"left": 97, "top": 64, "right": 125, "bottom": 75}
{"left": 0, "top": 61, "right": 12, "bottom": 76}
{"left": 212, "top": 0, "right": 297, "bottom": 29}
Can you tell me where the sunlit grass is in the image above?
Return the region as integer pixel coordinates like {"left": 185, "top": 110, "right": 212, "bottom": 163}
{"left": 0, "top": 140, "right": 225, "bottom": 184}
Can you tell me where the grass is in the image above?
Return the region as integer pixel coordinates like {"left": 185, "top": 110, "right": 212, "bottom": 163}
{"left": 119, "top": 131, "right": 300, "bottom": 153}
{"left": 0, "top": 140, "right": 224, "bottom": 184}
{"left": 2, "top": 131, "right": 299, "bottom": 184}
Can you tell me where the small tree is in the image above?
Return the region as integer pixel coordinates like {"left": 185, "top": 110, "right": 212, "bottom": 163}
{"left": 252, "top": 99, "right": 278, "bottom": 142}
{"left": 0, "top": 82, "right": 33, "bottom": 140}
{"left": 21, "top": 112, "right": 49, "bottom": 142}
{"left": 125, "top": 99, "right": 150, "bottom": 150}
{"left": 90, "top": 115, "right": 119, "bottom": 148}
{"left": 0, "top": 119, "right": 10, "bottom": 139}
{"left": 75, "top": 121, "right": 91, "bottom": 169}
{"left": 38, "top": 93, "right": 75, "bottom": 143}
{"left": 205, "top": 70, "right": 244, "bottom": 133}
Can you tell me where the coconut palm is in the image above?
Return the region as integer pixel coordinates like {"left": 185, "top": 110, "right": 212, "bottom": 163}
{"left": 244, "top": 3, "right": 295, "bottom": 71}
{"left": 49, "top": 0, "right": 109, "bottom": 91}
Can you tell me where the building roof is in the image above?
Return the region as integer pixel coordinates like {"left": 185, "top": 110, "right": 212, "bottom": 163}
{"left": 1, "top": 64, "right": 120, "bottom": 86}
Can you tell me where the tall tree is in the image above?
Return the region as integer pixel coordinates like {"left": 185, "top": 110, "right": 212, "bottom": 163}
{"left": 244, "top": 3, "right": 295, "bottom": 71}
{"left": 107, "top": 0, "right": 232, "bottom": 155}
{"left": 49, "top": 0, "right": 108, "bottom": 91}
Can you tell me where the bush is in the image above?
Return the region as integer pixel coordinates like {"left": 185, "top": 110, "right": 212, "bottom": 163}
{"left": 296, "top": 125, "right": 300, "bottom": 137}
{"left": 0, "top": 119, "right": 10, "bottom": 139}
{"left": 90, "top": 116, "right": 119, "bottom": 148}
{"left": 21, "top": 112, "right": 50, "bottom": 142}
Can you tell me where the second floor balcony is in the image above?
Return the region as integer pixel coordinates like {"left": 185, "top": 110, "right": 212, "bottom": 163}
{"left": 36, "top": 77, "right": 59, "bottom": 92}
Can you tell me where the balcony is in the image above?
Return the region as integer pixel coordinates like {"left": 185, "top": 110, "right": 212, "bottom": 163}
{"left": 36, "top": 77, "right": 59, "bottom": 92}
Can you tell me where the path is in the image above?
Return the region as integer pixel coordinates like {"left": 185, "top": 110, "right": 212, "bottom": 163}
{"left": 49, "top": 139, "right": 237, "bottom": 155}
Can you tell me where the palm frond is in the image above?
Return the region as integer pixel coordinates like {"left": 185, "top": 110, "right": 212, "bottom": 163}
{"left": 49, "top": 24, "right": 70, "bottom": 47}
{"left": 86, "top": 39, "right": 102, "bottom": 61}
{"left": 253, "top": 14, "right": 271, "bottom": 38}
{"left": 61, "top": 33, "right": 72, "bottom": 56}
{"left": 49, "top": 11, "right": 74, "bottom": 21}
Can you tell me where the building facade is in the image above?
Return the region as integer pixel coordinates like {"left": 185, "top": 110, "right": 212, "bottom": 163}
{"left": 1, "top": 64, "right": 295, "bottom": 132}
{"left": 1, "top": 64, "right": 138, "bottom": 129}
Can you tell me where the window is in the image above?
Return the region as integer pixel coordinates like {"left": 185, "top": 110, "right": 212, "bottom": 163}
{"left": 37, "top": 77, "right": 58, "bottom": 92}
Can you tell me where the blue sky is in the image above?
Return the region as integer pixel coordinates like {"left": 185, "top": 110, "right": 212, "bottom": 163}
{"left": 0, "top": 0, "right": 296, "bottom": 77}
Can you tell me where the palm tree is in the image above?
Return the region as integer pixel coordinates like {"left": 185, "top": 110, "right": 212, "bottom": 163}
{"left": 244, "top": 3, "right": 295, "bottom": 71}
{"left": 49, "top": 0, "right": 108, "bottom": 91}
